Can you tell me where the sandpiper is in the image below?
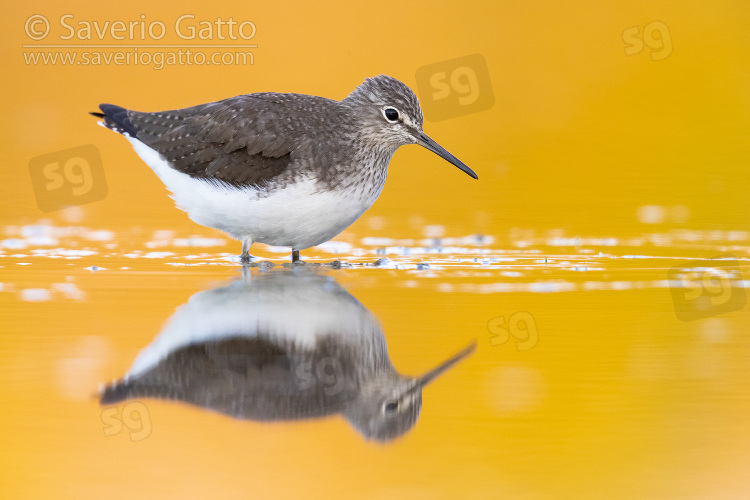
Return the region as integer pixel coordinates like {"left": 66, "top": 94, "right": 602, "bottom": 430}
{"left": 99, "top": 269, "right": 476, "bottom": 441}
{"left": 91, "top": 75, "right": 477, "bottom": 263}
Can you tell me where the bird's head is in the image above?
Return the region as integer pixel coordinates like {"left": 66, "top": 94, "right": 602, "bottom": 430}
{"left": 343, "top": 75, "right": 478, "bottom": 179}
{"left": 343, "top": 340, "right": 477, "bottom": 442}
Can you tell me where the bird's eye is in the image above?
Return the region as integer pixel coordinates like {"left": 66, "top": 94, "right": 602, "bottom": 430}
{"left": 384, "top": 401, "right": 399, "bottom": 413}
{"left": 383, "top": 108, "right": 400, "bottom": 123}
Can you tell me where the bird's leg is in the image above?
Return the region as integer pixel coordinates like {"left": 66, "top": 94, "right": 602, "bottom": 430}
{"left": 240, "top": 238, "right": 254, "bottom": 264}
{"left": 292, "top": 250, "right": 300, "bottom": 263}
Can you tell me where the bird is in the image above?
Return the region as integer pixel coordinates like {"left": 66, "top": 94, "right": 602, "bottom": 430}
{"left": 91, "top": 75, "right": 477, "bottom": 263}
{"left": 99, "top": 268, "right": 477, "bottom": 441}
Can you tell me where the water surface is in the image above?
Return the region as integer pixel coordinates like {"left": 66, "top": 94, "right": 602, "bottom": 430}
{"left": 2, "top": 227, "right": 748, "bottom": 498}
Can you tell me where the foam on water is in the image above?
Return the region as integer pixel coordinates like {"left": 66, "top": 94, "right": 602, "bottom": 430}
{"left": 1, "top": 224, "right": 748, "bottom": 295}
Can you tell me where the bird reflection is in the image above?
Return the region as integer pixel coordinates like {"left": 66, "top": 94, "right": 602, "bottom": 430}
{"left": 100, "top": 269, "right": 475, "bottom": 441}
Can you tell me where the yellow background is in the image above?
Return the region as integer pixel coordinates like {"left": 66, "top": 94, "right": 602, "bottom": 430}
{"left": 2, "top": 1, "right": 750, "bottom": 499}
{"left": 3, "top": 1, "right": 749, "bottom": 238}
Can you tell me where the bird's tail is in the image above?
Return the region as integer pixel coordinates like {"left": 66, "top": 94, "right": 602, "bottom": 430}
{"left": 89, "top": 104, "right": 139, "bottom": 137}
{"left": 99, "top": 379, "right": 134, "bottom": 405}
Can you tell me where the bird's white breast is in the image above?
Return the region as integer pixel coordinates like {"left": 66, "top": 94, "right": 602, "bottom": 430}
{"left": 126, "top": 276, "right": 383, "bottom": 379}
{"left": 127, "top": 138, "right": 385, "bottom": 249}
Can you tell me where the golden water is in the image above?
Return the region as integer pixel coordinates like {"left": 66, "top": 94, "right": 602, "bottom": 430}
{"left": 2, "top": 232, "right": 748, "bottom": 498}
{"left": 2, "top": 1, "right": 750, "bottom": 498}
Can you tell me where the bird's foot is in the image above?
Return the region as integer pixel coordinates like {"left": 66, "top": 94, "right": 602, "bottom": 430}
{"left": 240, "top": 238, "right": 254, "bottom": 265}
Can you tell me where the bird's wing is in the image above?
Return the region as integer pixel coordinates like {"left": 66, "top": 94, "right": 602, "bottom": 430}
{"left": 99, "top": 338, "right": 294, "bottom": 406}
{"left": 98, "top": 337, "right": 351, "bottom": 420}
{"left": 96, "top": 94, "right": 312, "bottom": 188}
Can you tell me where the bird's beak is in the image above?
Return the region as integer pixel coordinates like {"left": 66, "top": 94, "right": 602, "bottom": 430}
{"left": 412, "top": 340, "right": 477, "bottom": 390}
{"left": 415, "top": 132, "right": 478, "bottom": 179}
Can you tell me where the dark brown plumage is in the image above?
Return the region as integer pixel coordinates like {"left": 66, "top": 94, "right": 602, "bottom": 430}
{"left": 99, "top": 270, "right": 476, "bottom": 441}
